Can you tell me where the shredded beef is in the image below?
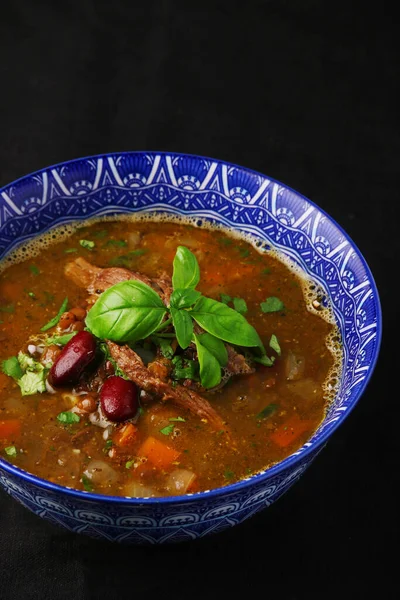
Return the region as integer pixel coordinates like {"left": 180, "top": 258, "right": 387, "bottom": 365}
{"left": 106, "top": 341, "right": 228, "bottom": 432}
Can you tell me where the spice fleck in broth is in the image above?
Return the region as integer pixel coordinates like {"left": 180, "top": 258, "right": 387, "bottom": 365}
{"left": 0, "top": 218, "right": 341, "bottom": 497}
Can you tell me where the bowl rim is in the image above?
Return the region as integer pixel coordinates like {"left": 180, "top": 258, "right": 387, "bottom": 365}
{"left": 0, "top": 150, "right": 382, "bottom": 505}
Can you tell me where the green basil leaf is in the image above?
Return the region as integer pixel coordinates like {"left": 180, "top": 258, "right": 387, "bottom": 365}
{"left": 172, "top": 246, "right": 200, "bottom": 290}
{"left": 253, "top": 354, "right": 275, "bottom": 366}
{"left": 191, "top": 296, "right": 262, "bottom": 348}
{"left": 1, "top": 356, "right": 23, "bottom": 380}
{"left": 195, "top": 332, "right": 228, "bottom": 367}
{"left": 86, "top": 281, "right": 167, "bottom": 343}
{"left": 40, "top": 297, "right": 68, "bottom": 332}
{"left": 260, "top": 297, "right": 285, "bottom": 313}
{"left": 57, "top": 411, "right": 80, "bottom": 424}
{"left": 233, "top": 297, "right": 247, "bottom": 315}
{"left": 269, "top": 334, "right": 281, "bottom": 355}
{"left": 170, "top": 288, "right": 201, "bottom": 309}
{"left": 194, "top": 334, "right": 222, "bottom": 389}
{"left": 170, "top": 308, "right": 193, "bottom": 350}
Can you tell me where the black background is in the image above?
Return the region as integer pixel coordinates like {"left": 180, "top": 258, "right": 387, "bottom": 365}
{"left": 0, "top": 1, "right": 397, "bottom": 599}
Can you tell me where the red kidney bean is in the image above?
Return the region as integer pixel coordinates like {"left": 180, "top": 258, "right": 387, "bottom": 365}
{"left": 100, "top": 376, "right": 139, "bottom": 422}
{"left": 48, "top": 331, "right": 97, "bottom": 387}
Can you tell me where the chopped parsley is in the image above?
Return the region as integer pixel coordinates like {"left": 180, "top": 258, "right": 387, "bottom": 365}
{"left": 108, "top": 249, "right": 147, "bottom": 267}
{"left": 219, "top": 237, "right": 233, "bottom": 246}
{"left": 269, "top": 334, "right": 281, "bottom": 356}
{"left": 27, "top": 292, "right": 36, "bottom": 299}
{"left": 57, "top": 411, "right": 80, "bottom": 424}
{"left": 220, "top": 293, "right": 232, "bottom": 305}
{"left": 64, "top": 248, "right": 78, "bottom": 254}
{"left": 172, "top": 356, "right": 199, "bottom": 381}
{"left": 105, "top": 239, "right": 128, "bottom": 248}
{"left": 233, "top": 297, "right": 247, "bottom": 314}
{"left": 224, "top": 469, "right": 235, "bottom": 480}
{"left": 79, "top": 239, "right": 95, "bottom": 250}
{"left": 256, "top": 403, "right": 278, "bottom": 420}
{"left": 93, "top": 229, "right": 108, "bottom": 239}
{"left": 40, "top": 297, "right": 68, "bottom": 332}
{"left": 45, "top": 332, "right": 76, "bottom": 346}
{"left": 4, "top": 446, "right": 17, "bottom": 457}
{"left": 261, "top": 268, "right": 271, "bottom": 275}
{"left": 103, "top": 439, "right": 113, "bottom": 454}
{"left": 0, "top": 303, "right": 15, "bottom": 313}
{"left": 169, "top": 417, "right": 185, "bottom": 422}
{"left": 125, "top": 460, "right": 134, "bottom": 469}
{"left": 81, "top": 474, "right": 93, "bottom": 492}
{"left": 238, "top": 247, "right": 250, "bottom": 258}
{"left": 151, "top": 335, "right": 174, "bottom": 359}
{"left": 29, "top": 265, "right": 40, "bottom": 276}
{"left": 160, "top": 424, "right": 175, "bottom": 436}
{"left": 260, "top": 296, "right": 285, "bottom": 313}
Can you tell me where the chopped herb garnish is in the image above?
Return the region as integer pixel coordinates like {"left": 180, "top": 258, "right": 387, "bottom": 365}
{"left": 233, "top": 297, "right": 247, "bottom": 314}
{"left": 45, "top": 332, "right": 76, "bottom": 346}
{"left": 64, "top": 248, "right": 78, "bottom": 254}
{"left": 81, "top": 474, "right": 93, "bottom": 492}
{"left": 105, "top": 239, "right": 128, "bottom": 248}
{"left": 160, "top": 424, "right": 175, "bottom": 436}
{"left": 27, "top": 292, "right": 36, "bottom": 299}
{"left": 151, "top": 335, "right": 174, "bottom": 359}
{"left": 238, "top": 247, "right": 250, "bottom": 258}
{"left": 261, "top": 268, "right": 271, "bottom": 275}
{"left": 4, "top": 446, "right": 17, "bottom": 457}
{"left": 169, "top": 416, "right": 185, "bottom": 422}
{"left": 219, "top": 237, "right": 233, "bottom": 246}
{"left": 224, "top": 469, "right": 235, "bottom": 480}
{"left": 93, "top": 229, "right": 108, "bottom": 239}
{"left": 256, "top": 403, "right": 278, "bottom": 420}
{"left": 29, "top": 265, "right": 40, "bottom": 275}
{"left": 103, "top": 439, "right": 113, "bottom": 453}
{"left": 79, "top": 239, "right": 95, "bottom": 250}
{"left": 220, "top": 293, "right": 232, "bottom": 305}
{"left": 98, "top": 342, "right": 128, "bottom": 379}
{"left": 252, "top": 354, "right": 275, "bottom": 367}
{"left": 57, "top": 411, "right": 80, "bottom": 424}
{"left": 0, "top": 303, "right": 15, "bottom": 313}
{"left": 269, "top": 334, "right": 281, "bottom": 356}
{"left": 172, "top": 356, "right": 199, "bottom": 381}
{"left": 260, "top": 297, "right": 285, "bottom": 313}
{"left": 108, "top": 249, "right": 147, "bottom": 267}
{"left": 125, "top": 460, "right": 134, "bottom": 469}
{"left": 43, "top": 291, "right": 55, "bottom": 305}
{"left": 1, "top": 356, "right": 24, "bottom": 380}
{"left": 40, "top": 297, "right": 68, "bottom": 331}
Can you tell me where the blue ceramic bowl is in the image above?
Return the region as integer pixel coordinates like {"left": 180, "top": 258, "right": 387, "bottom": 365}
{"left": 0, "top": 152, "right": 381, "bottom": 544}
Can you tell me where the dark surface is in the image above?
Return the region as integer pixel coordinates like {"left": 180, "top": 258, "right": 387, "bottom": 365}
{"left": 0, "top": 1, "right": 396, "bottom": 598}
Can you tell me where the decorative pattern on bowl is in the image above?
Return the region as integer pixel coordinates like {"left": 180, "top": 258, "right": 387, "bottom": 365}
{"left": 0, "top": 152, "right": 381, "bottom": 543}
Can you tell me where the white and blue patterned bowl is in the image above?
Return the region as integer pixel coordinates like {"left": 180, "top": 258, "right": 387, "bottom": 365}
{"left": 0, "top": 152, "right": 381, "bottom": 544}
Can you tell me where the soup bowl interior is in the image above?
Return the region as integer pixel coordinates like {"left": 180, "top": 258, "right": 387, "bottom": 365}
{"left": 0, "top": 152, "right": 381, "bottom": 543}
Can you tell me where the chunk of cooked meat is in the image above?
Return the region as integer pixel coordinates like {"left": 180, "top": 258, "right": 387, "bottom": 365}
{"left": 106, "top": 341, "right": 228, "bottom": 432}
{"left": 226, "top": 344, "right": 255, "bottom": 375}
{"left": 65, "top": 257, "right": 172, "bottom": 305}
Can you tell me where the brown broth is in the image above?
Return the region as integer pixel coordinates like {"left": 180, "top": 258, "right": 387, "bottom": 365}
{"left": 0, "top": 218, "right": 340, "bottom": 496}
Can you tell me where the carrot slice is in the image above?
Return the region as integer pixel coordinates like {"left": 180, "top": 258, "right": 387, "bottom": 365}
{"left": 113, "top": 423, "right": 138, "bottom": 448}
{"left": 270, "top": 414, "right": 312, "bottom": 448}
{"left": 138, "top": 436, "right": 181, "bottom": 469}
{"left": 0, "top": 419, "right": 21, "bottom": 441}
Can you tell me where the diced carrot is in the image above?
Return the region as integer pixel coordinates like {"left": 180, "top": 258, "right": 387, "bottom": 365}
{"left": 113, "top": 423, "right": 138, "bottom": 448}
{"left": 138, "top": 436, "right": 181, "bottom": 470}
{"left": 269, "top": 414, "right": 312, "bottom": 448}
{"left": 0, "top": 419, "right": 21, "bottom": 441}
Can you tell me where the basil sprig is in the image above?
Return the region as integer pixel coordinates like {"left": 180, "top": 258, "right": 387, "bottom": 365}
{"left": 86, "top": 280, "right": 167, "bottom": 343}
{"left": 86, "top": 245, "right": 271, "bottom": 389}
